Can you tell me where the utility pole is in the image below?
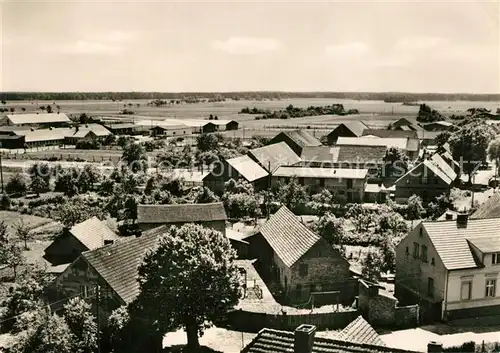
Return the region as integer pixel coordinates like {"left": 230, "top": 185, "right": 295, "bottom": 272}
{"left": 96, "top": 284, "right": 101, "bottom": 353}
{"left": 0, "top": 142, "right": 4, "bottom": 193}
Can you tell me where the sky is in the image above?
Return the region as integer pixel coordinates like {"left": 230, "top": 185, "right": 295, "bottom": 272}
{"left": 1, "top": 0, "right": 499, "bottom": 93}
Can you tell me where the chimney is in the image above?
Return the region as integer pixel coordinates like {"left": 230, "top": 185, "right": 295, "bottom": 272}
{"left": 427, "top": 341, "right": 443, "bottom": 353}
{"left": 294, "top": 324, "right": 316, "bottom": 353}
{"left": 456, "top": 213, "right": 468, "bottom": 228}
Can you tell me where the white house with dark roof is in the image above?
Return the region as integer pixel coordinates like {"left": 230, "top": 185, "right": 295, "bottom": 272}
{"left": 247, "top": 142, "right": 301, "bottom": 173}
{"left": 246, "top": 206, "right": 351, "bottom": 303}
{"left": 396, "top": 214, "right": 500, "bottom": 322}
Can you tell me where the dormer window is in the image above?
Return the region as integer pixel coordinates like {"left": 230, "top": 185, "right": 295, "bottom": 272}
{"left": 492, "top": 253, "right": 500, "bottom": 265}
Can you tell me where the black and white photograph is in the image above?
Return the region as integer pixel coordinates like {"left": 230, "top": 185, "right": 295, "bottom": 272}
{"left": 0, "top": 1, "right": 499, "bottom": 352}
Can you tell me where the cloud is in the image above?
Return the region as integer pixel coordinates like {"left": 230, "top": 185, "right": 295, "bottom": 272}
{"left": 324, "top": 42, "right": 370, "bottom": 58}
{"left": 212, "top": 37, "right": 281, "bottom": 55}
{"left": 395, "top": 36, "right": 446, "bottom": 51}
{"left": 60, "top": 41, "right": 122, "bottom": 55}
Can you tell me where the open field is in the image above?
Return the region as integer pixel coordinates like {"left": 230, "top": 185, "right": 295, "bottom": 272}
{"left": 6, "top": 99, "right": 500, "bottom": 123}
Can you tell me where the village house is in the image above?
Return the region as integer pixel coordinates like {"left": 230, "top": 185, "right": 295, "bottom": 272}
{"left": 362, "top": 128, "right": 418, "bottom": 139}
{"left": 104, "top": 123, "right": 145, "bottom": 135}
{"left": 271, "top": 166, "right": 368, "bottom": 202}
{"left": 394, "top": 154, "right": 457, "bottom": 203}
{"left": 395, "top": 215, "right": 500, "bottom": 322}
{"left": 471, "top": 192, "right": 500, "bottom": 219}
{"left": 48, "top": 226, "right": 164, "bottom": 320}
{"left": 0, "top": 113, "right": 72, "bottom": 128}
{"left": 388, "top": 117, "right": 417, "bottom": 131}
{"left": 299, "top": 145, "right": 387, "bottom": 179}
{"left": 325, "top": 121, "right": 368, "bottom": 145}
{"left": 18, "top": 127, "right": 73, "bottom": 148}
{"left": 336, "top": 136, "right": 420, "bottom": 160}
{"left": 44, "top": 217, "right": 119, "bottom": 266}
{"left": 241, "top": 322, "right": 429, "bottom": 353}
{"left": 246, "top": 206, "right": 351, "bottom": 304}
{"left": 247, "top": 142, "right": 302, "bottom": 173}
{"left": 269, "top": 130, "right": 322, "bottom": 156}
{"left": 422, "top": 121, "right": 454, "bottom": 132}
{"left": 64, "top": 124, "right": 112, "bottom": 145}
{"left": 136, "top": 202, "right": 227, "bottom": 234}
{"left": 203, "top": 155, "right": 269, "bottom": 194}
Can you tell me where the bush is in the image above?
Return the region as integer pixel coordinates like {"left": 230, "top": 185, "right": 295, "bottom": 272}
{"left": 0, "top": 194, "right": 11, "bottom": 210}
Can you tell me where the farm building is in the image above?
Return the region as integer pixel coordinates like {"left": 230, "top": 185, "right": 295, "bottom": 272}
{"left": 104, "top": 123, "right": 143, "bottom": 135}
{"left": 207, "top": 119, "right": 239, "bottom": 131}
{"left": 299, "top": 145, "right": 387, "bottom": 179}
{"left": 388, "top": 117, "right": 416, "bottom": 131}
{"left": 271, "top": 166, "right": 368, "bottom": 202}
{"left": 65, "top": 124, "right": 112, "bottom": 145}
{"left": 203, "top": 155, "right": 269, "bottom": 194}
{"left": 336, "top": 136, "right": 420, "bottom": 160}
{"left": 245, "top": 206, "right": 351, "bottom": 304}
{"left": 136, "top": 202, "right": 227, "bottom": 234}
{"left": 247, "top": 142, "right": 301, "bottom": 173}
{"left": 0, "top": 113, "right": 71, "bottom": 128}
{"left": 416, "top": 130, "right": 442, "bottom": 146}
{"left": 325, "top": 121, "right": 368, "bottom": 145}
{"left": 364, "top": 183, "right": 396, "bottom": 203}
{"left": 362, "top": 129, "right": 418, "bottom": 139}
{"left": 269, "top": 130, "right": 322, "bottom": 156}
{"left": 149, "top": 125, "right": 194, "bottom": 137}
{"left": 0, "top": 135, "right": 25, "bottom": 149}
{"left": 18, "top": 127, "right": 73, "bottom": 148}
{"left": 162, "top": 119, "right": 217, "bottom": 133}
{"left": 422, "top": 121, "right": 454, "bottom": 131}
{"left": 394, "top": 155, "right": 457, "bottom": 203}
{"left": 44, "top": 217, "right": 119, "bottom": 266}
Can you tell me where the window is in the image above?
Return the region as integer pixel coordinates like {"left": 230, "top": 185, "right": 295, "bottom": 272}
{"left": 347, "top": 179, "right": 353, "bottom": 189}
{"left": 485, "top": 279, "right": 497, "bottom": 297}
{"left": 421, "top": 245, "right": 428, "bottom": 262}
{"left": 431, "top": 258, "right": 435, "bottom": 266}
{"left": 299, "top": 264, "right": 309, "bottom": 277}
{"left": 492, "top": 253, "right": 500, "bottom": 265}
{"left": 319, "top": 178, "right": 325, "bottom": 187}
{"left": 79, "top": 285, "right": 91, "bottom": 298}
{"left": 461, "top": 281, "right": 472, "bottom": 301}
{"left": 427, "top": 277, "right": 434, "bottom": 297}
{"left": 413, "top": 242, "right": 420, "bottom": 259}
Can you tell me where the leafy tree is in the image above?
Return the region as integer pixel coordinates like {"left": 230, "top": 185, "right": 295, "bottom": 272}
{"left": 417, "top": 103, "right": 443, "bottom": 123}
{"left": 122, "top": 142, "right": 148, "bottom": 173}
{"left": 62, "top": 298, "right": 98, "bottom": 353}
{"left": 10, "top": 107, "right": 15, "bottom": 113}
{"left": 1, "top": 242, "right": 24, "bottom": 280}
{"left": 103, "top": 134, "right": 116, "bottom": 146}
{"left": 1, "top": 193, "right": 11, "bottom": 210}
{"left": 488, "top": 138, "right": 500, "bottom": 177}
{"left": 383, "top": 147, "right": 409, "bottom": 178}
{"left": 0, "top": 220, "right": 7, "bottom": 244}
{"left": 15, "top": 219, "right": 33, "bottom": 250}
{"left": 449, "top": 119, "right": 495, "bottom": 182}
{"left": 407, "top": 195, "right": 424, "bottom": 221}
{"left": 1, "top": 100, "right": 6, "bottom": 105}
{"left": 30, "top": 176, "right": 46, "bottom": 196}
{"left": 6, "top": 173, "right": 28, "bottom": 195}
{"left": 223, "top": 193, "right": 261, "bottom": 220}
{"left": 196, "top": 133, "right": 222, "bottom": 152}
{"left": 160, "top": 176, "right": 185, "bottom": 197}
{"left": 427, "top": 193, "right": 452, "bottom": 220}
{"left": 435, "top": 131, "right": 451, "bottom": 151}
{"left": 131, "top": 224, "right": 241, "bottom": 350}
{"left": 361, "top": 250, "right": 384, "bottom": 281}
{"left": 376, "top": 210, "right": 408, "bottom": 235}
{"left": 117, "top": 136, "right": 131, "bottom": 149}
{"left": 98, "top": 177, "right": 115, "bottom": 196}
{"left": 28, "top": 163, "right": 51, "bottom": 189}
{"left": 106, "top": 306, "right": 131, "bottom": 353}
{"left": 345, "top": 204, "right": 373, "bottom": 232}
{"left": 194, "top": 187, "right": 219, "bottom": 204}
{"left": 275, "top": 177, "right": 309, "bottom": 213}
{"left": 55, "top": 198, "right": 104, "bottom": 228}
{"left": 223, "top": 179, "right": 254, "bottom": 195}
{"left": 315, "top": 213, "right": 346, "bottom": 253}
{"left": 380, "top": 238, "right": 396, "bottom": 273}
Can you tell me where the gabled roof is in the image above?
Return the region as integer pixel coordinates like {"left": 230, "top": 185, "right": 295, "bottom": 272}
{"left": 248, "top": 142, "right": 301, "bottom": 173}
{"left": 20, "top": 128, "right": 73, "bottom": 143}
{"left": 136, "top": 202, "right": 227, "bottom": 224}
{"left": 338, "top": 316, "right": 386, "bottom": 346}
{"left": 69, "top": 217, "right": 118, "bottom": 251}
{"left": 430, "top": 154, "right": 457, "bottom": 182}
{"left": 301, "top": 146, "right": 340, "bottom": 162}
{"left": 395, "top": 159, "right": 455, "bottom": 186}
{"left": 258, "top": 206, "right": 321, "bottom": 267}
{"left": 273, "top": 166, "right": 368, "bottom": 180}
{"left": 471, "top": 193, "right": 500, "bottom": 219}
{"left": 273, "top": 130, "right": 322, "bottom": 147}
{"left": 241, "top": 327, "right": 418, "bottom": 353}
{"left": 328, "top": 121, "right": 368, "bottom": 137}
{"left": 71, "top": 124, "right": 112, "bottom": 138}
{"left": 467, "top": 237, "right": 500, "bottom": 253}
{"left": 226, "top": 155, "right": 269, "bottom": 182}
{"left": 337, "top": 145, "right": 387, "bottom": 164}
{"left": 416, "top": 130, "right": 442, "bottom": 140}
{"left": 82, "top": 227, "right": 163, "bottom": 304}
{"left": 105, "top": 123, "right": 137, "bottom": 130}
{"left": 362, "top": 129, "right": 418, "bottom": 139}
{"left": 390, "top": 117, "right": 414, "bottom": 128}
{"left": 422, "top": 218, "right": 500, "bottom": 270}
{"left": 6, "top": 113, "right": 71, "bottom": 125}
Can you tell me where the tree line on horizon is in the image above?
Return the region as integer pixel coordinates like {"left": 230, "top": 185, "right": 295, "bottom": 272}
{"left": 1, "top": 91, "right": 499, "bottom": 102}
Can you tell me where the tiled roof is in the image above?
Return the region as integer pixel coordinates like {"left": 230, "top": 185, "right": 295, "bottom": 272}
{"left": 136, "top": 202, "right": 227, "bottom": 224}
{"left": 71, "top": 124, "right": 112, "bottom": 138}
{"left": 362, "top": 129, "right": 418, "bottom": 139}
{"left": 422, "top": 218, "right": 500, "bottom": 270}
{"left": 301, "top": 146, "right": 341, "bottom": 162}
{"left": 20, "top": 128, "right": 73, "bottom": 143}
{"left": 471, "top": 193, "right": 500, "bottom": 219}
{"left": 82, "top": 228, "right": 163, "bottom": 304}
{"left": 337, "top": 137, "right": 411, "bottom": 150}
{"left": 248, "top": 142, "right": 301, "bottom": 173}
{"left": 258, "top": 206, "right": 321, "bottom": 267}
{"left": 227, "top": 155, "right": 269, "bottom": 182}
{"left": 337, "top": 145, "right": 387, "bottom": 164}
{"left": 69, "top": 217, "right": 118, "bottom": 251}
{"left": 416, "top": 130, "right": 442, "bottom": 140}
{"left": 241, "top": 327, "right": 418, "bottom": 353}
{"left": 430, "top": 154, "right": 457, "bottom": 182}
{"left": 278, "top": 130, "right": 322, "bottom": 147}
{"left": 395, "top": 159, "right": 455, "bottom": 186}
{"left": 338, "top": 316, "right": 386, "bottom": 346}
{"left": 273, "top": 166, "right": 368, "bottom": 180}
{"left": 390, "top": 118, "right": 414, "bottom": 128}
{"left": 6, "top": 113, "right": 71, "bottom": 125}
{"left": 468, "top": 236, "right": 500, "bottom": 253}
